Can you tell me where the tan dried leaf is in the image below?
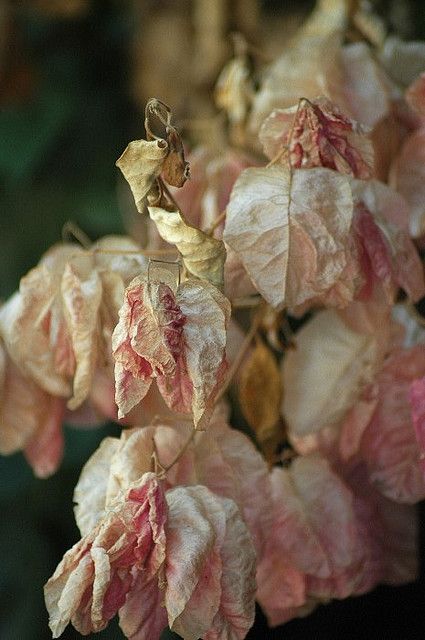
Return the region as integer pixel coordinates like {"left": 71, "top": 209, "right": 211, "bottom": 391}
{"left": 116, "top": 138, "right": 168, "bottom": 211}
{"left": 239, "top": 337, "right": 282, "bottom": 447}
{"left": 148, "top": 206, "right": 226, "bottom": 290}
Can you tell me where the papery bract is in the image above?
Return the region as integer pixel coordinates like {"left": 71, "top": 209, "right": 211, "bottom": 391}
{"left": 340, "top": 42, "right": 391, "bottom": 129}
{"left": 165, "top": 485, "right": 256, "bottom": 640}
{"left": 0, "top": 238, "right": 148, "bottom": 411}
{"left": 282, "top": 309, "right": 380, "bottom": 440}
{"left": 256, "top": 455, "right": 362, "bottom": 625}
{"left": 249, "top": 0, "right": 348, "bottom": 132}
{"left": 0, "top": 340, "right": 65, "bottom": 478}
{"left": 409, "top": 376, "right": 425, "bottom": 479}
{"left": 360, "top": 346, "right": 425, "bottom": 503}
{"left": 74, "top": 416, "right": 272, "bottom": 557}
{"left": 259, "top": 97, "right": 374, "bottom": 178}
{"left": 224, "top": 165, "right": 354, "bottom": 310}
{"left": 44, "top": 472, "right": 167, "bottom": 637}
{"left": 112, "top": 277, "right": 230, "bottom": 427}
{"left": 351, "top": 179, "right": 425, "bottom": 300}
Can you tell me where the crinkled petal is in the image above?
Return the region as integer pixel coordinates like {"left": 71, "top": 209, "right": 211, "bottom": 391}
{"left": 283, "top": 309, "right": 378, "bottom": 438}
{"left": 259, "top": 98, "right": 374, "bottom": 178}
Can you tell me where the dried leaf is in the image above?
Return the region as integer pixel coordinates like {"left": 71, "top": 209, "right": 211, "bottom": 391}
{"left": 259, "top": 97, "right": 374, "bottom": 178}
{"left": 116, "top": 139, "right": 168, "bottom": 211}
{"left": 224, "top": 165, "right": 353, "bottom": 310}
{"left": 45, "top": 473, "right": 167, "bottom": 638}
{"left": 148, "top": 206, "right": 226, "bottom": 290}
{"left": 113, "top": 277, "right": 230, "bottom": 427}
{"left": 239, "top": 337, "right": 282, "bottom": 447}
{"left": 282, "top": 310, "right": 379, "bottom": 439}
{"left": 165, "top": 486, "right": 256, "bottom": 640}
{"left": 161, "top": 126, "right": 190, "bottom": 188}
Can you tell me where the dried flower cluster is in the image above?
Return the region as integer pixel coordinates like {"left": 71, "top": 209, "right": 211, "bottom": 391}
{"left": 2, "top": 0, "right": 425, "bottom": 638}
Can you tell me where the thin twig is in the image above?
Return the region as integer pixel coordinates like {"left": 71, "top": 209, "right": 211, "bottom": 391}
{"left": 206, "top": 210, "right": 227, "bottom": 235}
{"left": 62, "top": 221, "right": 92, "bottom": 248}
{"left": 162, "top": 428, "right": 197, "bottom": 473}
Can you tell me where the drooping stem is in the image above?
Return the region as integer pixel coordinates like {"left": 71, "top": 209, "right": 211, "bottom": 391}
{"left": 62, "top": 221, "right": 92, "bottom": 248}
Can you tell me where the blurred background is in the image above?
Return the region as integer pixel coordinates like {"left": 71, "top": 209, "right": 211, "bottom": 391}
{"left": 0, "top": 1, "right": 424, "bottom": 638}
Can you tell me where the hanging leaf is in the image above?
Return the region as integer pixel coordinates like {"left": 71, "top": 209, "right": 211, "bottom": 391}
{"left": 148, "top": 206, "right": 226, "bottom": 290}
{"left": 239, "top": 336, "right": 282, "bottom": 450}
{"left": 115, "top": 139, "right": 169, "bottom": 211}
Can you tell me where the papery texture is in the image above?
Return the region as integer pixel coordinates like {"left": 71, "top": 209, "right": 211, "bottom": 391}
{"left": 259, "top": 98, "right": 374, "bottom": 178}
{"left": 351, "top": 179, "right": 425, "bottom": 300}
{"left": 249, "top": 0, "right": 348, "bottom": 131}
{"left": 282, "top": 310, "right": 379, "bottom": 439}
{"left": 165, "top": 485, "right": 256, "bottom": 640}
{"left": 113, "top": 277, "right": 230, "bottom": 427}
{"left": 45, "top": 473, "right": 167, "bottom": 638}
{"left": 360, "top": 346, "right": 425, "bottom": 503}
{"left": 74, "top": 417, "right": 272, "bottom": 558}
{"left": 340, "top": 42, "right": 391, "bottom": 129}
{"left": 409, "top": 376, "right": 425, "bottom": 479}
{"left": 0, "top": 238, "right": 148, "bottom": 414}
{"left": 148, "top": 206, "right": 226, "bottom": 289}
{"left": 116, "top": 139, "right": 168, "bottom": 210}
{"left": 0, "top": 341, "right": 65, "bottom": 477}
{"left": 224, "top": 165, "right": 353, "bottom": 310}
{"left": 257, "top": 456, "right": 361, "bottom": 625}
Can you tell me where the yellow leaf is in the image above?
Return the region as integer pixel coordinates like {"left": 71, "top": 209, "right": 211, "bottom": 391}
{"left": 239, "top": 336, "right": 282, "bottom": 446}
{"left": 148, "top": 206, "right": 226, "bottom": 290}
